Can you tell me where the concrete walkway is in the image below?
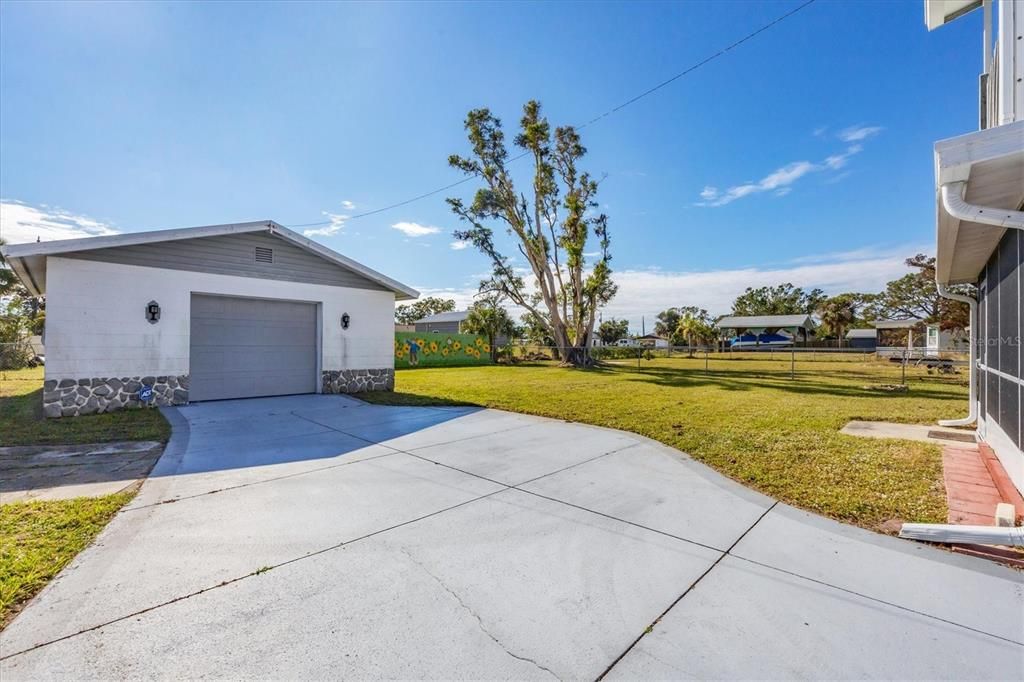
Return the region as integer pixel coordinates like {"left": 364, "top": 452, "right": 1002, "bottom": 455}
{"left": 0, "top": 441, "right": 164, "bottom": 503}
{"left": 1, "top": 395, "right": 1020, "bottom": 679}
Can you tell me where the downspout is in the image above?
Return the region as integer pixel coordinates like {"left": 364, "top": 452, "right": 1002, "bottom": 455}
{"left": 934, "top": 181, "right": 1024, "bottom": 427}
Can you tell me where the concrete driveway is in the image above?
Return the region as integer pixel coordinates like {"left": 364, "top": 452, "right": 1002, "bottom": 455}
{"left": 2, "top": 395, "right": 1021, "bottom": 679}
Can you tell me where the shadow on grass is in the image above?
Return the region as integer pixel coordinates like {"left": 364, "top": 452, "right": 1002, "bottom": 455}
{"left": 356, "top": 390, "right": 484, "bottom": 408}
{"left": 586, "top": 363, "right": 968, "bottom": 401}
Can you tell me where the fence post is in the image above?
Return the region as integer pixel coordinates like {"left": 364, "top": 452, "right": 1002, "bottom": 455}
{"left": 791, "top": 348, "right": 795, "bottom": 379}
{"left": 705, "top": 348, "right": 709, "bottom": 375}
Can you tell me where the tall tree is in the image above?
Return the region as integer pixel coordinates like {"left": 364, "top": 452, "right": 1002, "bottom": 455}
{"left": 654, "top": 308, "right": 682, "bottom": 340}
{"left": 866, "top": 254, "right": 971, "bottom": 331}
{"left": 462, "top": 295, "right": 515, "bottom": 362}
{"left": 816, "top": 294, "right": 858, "bottom": 347}
{"left": 675, "top": 311, "right": 717, "bottom": 356}
{"left": 394, "top": 296, "right": 456, "bottom": 325}
{"left": 597, "top": 318, "right": 629, "bottom": 344}
{"left": 731, "top": 283, "right": 825, "bottom": 316}
{"left": 656, "top": 306, "right": 710, "bottom": 343}
{"left": 447, "top": 101, "right": 617, "bottom": 366}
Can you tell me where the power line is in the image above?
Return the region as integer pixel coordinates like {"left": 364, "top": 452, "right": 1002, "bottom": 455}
{"left": 287, "top": 0, "right": 818, "bottom": 231}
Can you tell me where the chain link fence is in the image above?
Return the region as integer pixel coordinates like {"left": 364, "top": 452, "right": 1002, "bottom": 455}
{"left": 0, "top": 339, "right": 42, "bottom": 370}
{"left": 501, "top": 341, "right": 969, "bottom": 386}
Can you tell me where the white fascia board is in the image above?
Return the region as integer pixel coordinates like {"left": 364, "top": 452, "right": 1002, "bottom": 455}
{"left": 933, "top": 120, "right": 1024, "bottom": 185}
{"left": 0, "top": 221, "right": 272, "bottom": 259}
{"left": 924, "top": 0, "right": 983, "bottom": 31}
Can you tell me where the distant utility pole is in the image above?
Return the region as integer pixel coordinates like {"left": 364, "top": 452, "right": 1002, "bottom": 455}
{"left": 641, "top": 316, "right": 646, "bottom": 336}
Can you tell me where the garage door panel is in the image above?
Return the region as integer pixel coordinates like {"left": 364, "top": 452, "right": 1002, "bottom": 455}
{"left": 190, "top": 294, "right": 317, "bottom": 402}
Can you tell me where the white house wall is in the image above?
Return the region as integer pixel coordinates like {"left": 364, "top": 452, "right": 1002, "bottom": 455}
{"left": 42, "top": 256, "right": 395, "bottom": 417}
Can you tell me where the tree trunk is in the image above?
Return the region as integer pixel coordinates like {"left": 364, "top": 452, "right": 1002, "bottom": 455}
{"left": 562, "top": 345, "right": 593, "bottom": 367}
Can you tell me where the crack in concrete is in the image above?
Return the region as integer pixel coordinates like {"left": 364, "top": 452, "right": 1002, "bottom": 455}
{"left": 399, "top": 548, "right": 560, "bottom": 680}
{"left": 595, "top": 501, "right": 780, "bottom": 681}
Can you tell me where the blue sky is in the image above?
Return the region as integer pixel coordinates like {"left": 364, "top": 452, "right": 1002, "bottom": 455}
{"left": 0, "top": 1, "right": 985, "bottom": 326}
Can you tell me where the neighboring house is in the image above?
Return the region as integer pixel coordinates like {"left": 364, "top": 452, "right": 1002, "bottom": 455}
{"left": 845, "top": 328, "right": 878, "bottom": 350}
{"left": 717, "top": 314, "right": 816, "bottom": 348}
{"left": 414, "top": 310, "right": 509, "bottom": 346}
{"left": 0, "top": 221, "right": 418, "bottom": 417}
{"left": 415, "top": 310, "right": 469, "bottom": 335}
{"left": 636, "top": 333, "right": 670, "bottom": 349}
{"left": 395, "top": 324, "right": 416, "bottom": 333}
{"left": 871, "top": 319, "right": 962, "bottom": 357}
{"left": 926, "top": 0, "right": 1023, "bottom": 493}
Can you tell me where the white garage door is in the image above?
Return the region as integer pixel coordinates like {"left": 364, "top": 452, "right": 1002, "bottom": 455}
{"left": 189, "top": 294, "right": 317, "bottom": 402}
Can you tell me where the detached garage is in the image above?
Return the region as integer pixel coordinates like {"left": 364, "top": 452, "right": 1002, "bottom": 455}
{"left": 1, "top": 221, "right": 418, "bottom": 417}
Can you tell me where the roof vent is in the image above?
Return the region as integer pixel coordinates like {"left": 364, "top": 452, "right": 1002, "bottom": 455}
{"left": 254, "top": 246, "right": 274, "bottom": 264}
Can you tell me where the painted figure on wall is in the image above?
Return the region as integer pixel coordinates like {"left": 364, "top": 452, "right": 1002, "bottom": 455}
{"left": 407, "top": 338, "right": 420, "bottom": 366}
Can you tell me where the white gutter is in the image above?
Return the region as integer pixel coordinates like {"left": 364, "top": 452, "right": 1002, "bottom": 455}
{"left": 940, "top": 181, "right": 1024, "bottom": 230}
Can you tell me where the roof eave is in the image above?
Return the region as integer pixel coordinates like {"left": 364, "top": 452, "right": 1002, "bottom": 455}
{"left": 934, "top": 121, "right": 1024, "bottom": 285}
{"left": 1, "top": 220, "right": 421, "bottom": 301}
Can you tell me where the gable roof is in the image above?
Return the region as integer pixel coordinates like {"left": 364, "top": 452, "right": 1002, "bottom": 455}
{"left": 716, "top": 314, "right": 817, "bottom": 330}
{"left": 417, "top": 310, "right": 470, "bottom": 324}
{"left": 0, "top": 220, "right": 419, "bottom": 300}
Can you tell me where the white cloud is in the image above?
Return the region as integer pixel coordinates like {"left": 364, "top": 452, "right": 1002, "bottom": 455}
{"left": 698, "top": 160, "right": 819, "bottom": 207}
{"left": 392, "top": 221, "right": 442, "bottom": 237}
{"left": 697, "top": 142, "right": 871, "bottom": 207}
{"left": 838, "top": 125, "right": 883, "bottom": 142}
{"left": 699, "top": 186, "right": 719, "bottom": 201}
{"left": 341, "top": 200, "right": 356, "bottom": 210}
{"left": 598, "top": 244, "right": 922, "bottom": 327}
{"left": 0, "top": 199, "right": 118, "bottom": 244}
{"left": 812, "top": 125, "right": 828, "bottom": 137}
{"left": 304, "top": 212, "right": 349, "bottom": 237}
{"left": 450, "top": 240, "right": 470, "bottom": 250}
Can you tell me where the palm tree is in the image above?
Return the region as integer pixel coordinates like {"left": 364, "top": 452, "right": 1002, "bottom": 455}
{"left": 463, "top": 296, "right": 515, "bottom": 362}
{"left": 816, "top": 295, "right": 857, "bottom": 348}
{"left": 676, "top": 313, "right": 703, "bottom": 358}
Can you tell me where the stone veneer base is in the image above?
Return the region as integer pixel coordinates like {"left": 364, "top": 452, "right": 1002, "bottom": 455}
{"left": 42, "top": 375, "right": 189, "bottom": 418}
{"left": 322, "top": 369, "right": 394, "bottom": 394}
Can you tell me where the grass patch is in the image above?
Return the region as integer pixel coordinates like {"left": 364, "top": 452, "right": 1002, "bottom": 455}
{"left": 360, "top": 355, "right": 967, "bottom": 531}
{"left": 0, "top": 492, "right": 134, "bottom": 628}
{"left": 0, "top": 367, "right": 170, "bottom": 446}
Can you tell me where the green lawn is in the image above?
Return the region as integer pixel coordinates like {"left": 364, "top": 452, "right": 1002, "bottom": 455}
{"left": 0, "top": 367, "right": 170, "bottom": 447}
{"left": 360, "top": 355, "right": 968, "bottom": 531}
{"left": 0, "top": 491, "right": 134, "bottom": 627}
{"left": 0, "top": 368, "right": 168, "bottom": 628}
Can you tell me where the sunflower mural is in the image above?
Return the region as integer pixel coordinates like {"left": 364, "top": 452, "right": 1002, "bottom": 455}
{"left": 394, "top": 332, "right": 493, "bottom": 368}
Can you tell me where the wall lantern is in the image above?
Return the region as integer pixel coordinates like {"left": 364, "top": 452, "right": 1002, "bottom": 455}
{"left": 341, "top": 313, "right": 351, "bottom": 329}
{"left": 146, "top": 300, "right": 161, "bottom": 324}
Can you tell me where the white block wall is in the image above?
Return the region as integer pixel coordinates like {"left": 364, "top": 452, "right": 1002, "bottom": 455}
{"left": 44, "top": 256, "right": 396, "bottom": 382}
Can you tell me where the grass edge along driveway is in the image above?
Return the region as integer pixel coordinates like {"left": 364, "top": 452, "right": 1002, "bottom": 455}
{"left": 0, "top": 491, "right": 135, "bottom": 628}
{"left": 1, "top": 368, "right": 168, "bottom": 628}
{"left": 359, "top": 356, "right": 967, "bottom": 532}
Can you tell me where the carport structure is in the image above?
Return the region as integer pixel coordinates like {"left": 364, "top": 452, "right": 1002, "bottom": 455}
{"left": 716, "top": 313, "right": 817, "bottom": 347}
{"left": 1, "top": 395, "right": 1019, "bottom": 679}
